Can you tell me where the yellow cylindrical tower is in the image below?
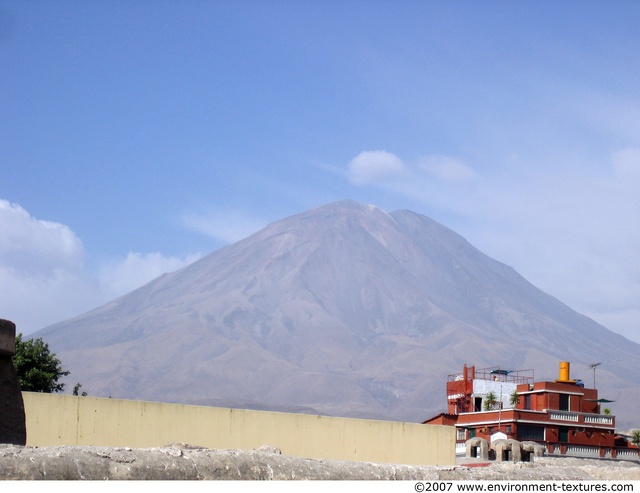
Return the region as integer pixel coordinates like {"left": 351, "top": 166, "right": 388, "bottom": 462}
{"left": 558, "top": 361, "right": 570, "bottom": 382}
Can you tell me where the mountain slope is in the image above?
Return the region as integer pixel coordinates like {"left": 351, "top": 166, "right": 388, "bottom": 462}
{"left": 35, "top": 200, "right": 640, "bottom": 427}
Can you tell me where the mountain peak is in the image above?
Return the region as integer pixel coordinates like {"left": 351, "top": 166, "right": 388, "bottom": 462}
{"left": 36, "top": 201, "right": 640, "bottom": 427}
{"left": 295, "top": 199, "right": 390, "bottom": 222}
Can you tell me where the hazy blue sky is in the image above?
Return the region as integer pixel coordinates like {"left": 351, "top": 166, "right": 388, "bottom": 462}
{"left": 2, "top": 1, "right": 639, "bottom": 343}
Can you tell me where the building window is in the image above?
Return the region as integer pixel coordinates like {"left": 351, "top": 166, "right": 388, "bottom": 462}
{"left": 518, "top": 424, "right": 544, "bottom": 441}
{"left": 524, "top": 394, "right": 531, "bottom": 410}
{"left": 506, "top": 425, "right": 512, "bottom": 433}
{"left": 559, "top": 426, "right": 569, "bottom": 442}
{"left": 474, "top": 397, "right": 482, "bottom": 412}
{"left": 457, "top": 428, "right": 466, "bottom": 440}
{"left": 559, "top": 394, "right": 569, "bottom": 411}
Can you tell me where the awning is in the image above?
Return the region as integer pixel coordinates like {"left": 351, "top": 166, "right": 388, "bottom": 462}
{"left": 585, "top": 398, "right": 616, "bottom": 403}
{"left": 490, "top": 369, "right": 512, "bottom": 375}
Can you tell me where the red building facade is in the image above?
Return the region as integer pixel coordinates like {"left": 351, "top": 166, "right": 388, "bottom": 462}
{"left": 424, "top": 362, "right": 638, "bottom": 460}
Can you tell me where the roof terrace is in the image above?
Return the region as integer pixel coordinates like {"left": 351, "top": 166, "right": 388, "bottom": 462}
{"left": 448, "top": 366, "right": 535, "bottom": 385}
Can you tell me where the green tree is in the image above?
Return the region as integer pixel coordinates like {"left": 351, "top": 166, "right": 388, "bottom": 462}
{"left": 484, "top": 391, "right": 497, "bottom": 411}
{"left": 509, "top": 390, "right": 520, "bottom": 408}
{"left": 73, "top": 383, "right": 87, "bottom": 397}
{"left": 12, "top": 334, "right": 69, "bottom": 392}
{"left": 603, "top": 408, "right": 611, "bottom": 415}
{"left": 631, "top": 430, "right": 640, "bottom": 447}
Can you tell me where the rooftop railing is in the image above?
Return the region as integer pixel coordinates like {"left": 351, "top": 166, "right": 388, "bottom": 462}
{"left": 448, "top": 366, "right": 535, "bottom": 384}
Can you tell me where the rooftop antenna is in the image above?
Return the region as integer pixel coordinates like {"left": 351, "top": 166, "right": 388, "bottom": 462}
{"left": 588, "top": 363, "right": 601, "bottom": 388}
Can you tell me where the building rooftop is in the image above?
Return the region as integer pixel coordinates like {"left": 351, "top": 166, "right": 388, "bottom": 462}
{"left": 448, "top": 365, "right": 535, "bottom": 385}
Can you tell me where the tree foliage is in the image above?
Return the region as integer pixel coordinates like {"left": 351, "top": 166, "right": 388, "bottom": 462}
{"left": 632, "top": 430, "right": 640, "bottom": 447}
{"left": 73, "top": 383, "right": 87, "bottom": 396}
{"left": 509, "top": 390, "right": 520, "bottom": 408}
{"left": 484, "top": 391, "right": 497, "bottom": 411}
{"left": 12, "top": 334, "right": 70, "bottom": 393}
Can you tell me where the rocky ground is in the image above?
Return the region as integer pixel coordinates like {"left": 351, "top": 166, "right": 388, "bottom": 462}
{"left": 1, "top": 444, "right": 640, "bottom": 480}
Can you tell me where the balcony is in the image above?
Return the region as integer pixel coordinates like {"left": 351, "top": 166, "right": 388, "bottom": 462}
{"left": 547, "top": 410, "right": 614, "bottom": 426}
{"left": 549, "top": 411, "right": 579, "bottom": 422}
{"left": 584, "top": 414, "right": 613, "bottom": 425}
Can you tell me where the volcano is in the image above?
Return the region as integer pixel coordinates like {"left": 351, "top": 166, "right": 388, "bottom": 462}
{"left": 35, "top": 200, "right": 640, "bottom": 427}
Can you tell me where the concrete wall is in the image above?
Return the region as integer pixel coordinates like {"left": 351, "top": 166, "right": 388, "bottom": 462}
{"left": 22, "top": 392, "right": 455, "bottom": 466}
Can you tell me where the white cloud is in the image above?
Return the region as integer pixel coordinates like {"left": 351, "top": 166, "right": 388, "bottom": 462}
{"left": 98, "top": 251, "right": 202, "bottom": 299}
{"left": 347, "top": 151, "right": 478, "bottom": 202}
{"left": 0, "top": 200, "right": 90, "bottom": 333}
{"left": 419, "top": 155, "right": 477, "bottom": 183}
{"left": 345, "top": 149, "right": 640, "bottom": 344}
{"left": 0, "top": 263, "right": 96, "bottom": 336}
{"left": 465, "top": 155, "right": 640, "bottom": 344}
{"left": 0, "top": 199, "right": 200, "bottom": 335}
{"left": 181, "top": 208, "right": 267, "bottom": 244}
{"left": 348, "top": 150, "right": 409, "bottom": 185}
{"left": 0, "top": 199, "right": 84, "bottom": 274}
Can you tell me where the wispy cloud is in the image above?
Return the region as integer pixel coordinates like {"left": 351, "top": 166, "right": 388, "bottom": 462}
{"left": 97, "top": 251, "right": 202, "bottom": 300}
{"left": 0, "top": 199, "right": 200, "bottom": 334}
{"left": 347, "top": 149, "right": 640, "bottom": 343}
{"left": 0, "top": 200, "right": 84, "bottom": 275}
{"left": 181, "top": 208, "right": 268, "bottom": 244}
{"left": 418, "top": 155, "right": 477, "bottom": 184}
{"left": 347, "top": 150, "right": 409, "bottom": 186}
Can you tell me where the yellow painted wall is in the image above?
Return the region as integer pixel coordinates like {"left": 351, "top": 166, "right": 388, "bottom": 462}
{"left": 22, "top": 392, "right": 455, "bottom": 466}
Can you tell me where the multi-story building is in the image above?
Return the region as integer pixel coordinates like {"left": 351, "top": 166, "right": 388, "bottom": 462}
{"left": 424, "top": 362, "right": 638, "bottom": 461}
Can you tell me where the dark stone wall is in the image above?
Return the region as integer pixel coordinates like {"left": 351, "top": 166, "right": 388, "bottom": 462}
{"left": 0, "top": 319, "right": 26, "bottom": 445}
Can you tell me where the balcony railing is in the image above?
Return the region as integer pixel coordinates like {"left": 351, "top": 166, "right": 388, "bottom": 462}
{"left": 584, "top": 414, "right": 613, "bottom": 425}
{"left": 549, "top": 411, "right": 579, "bottom": 422}
{"left": 548, "top": 410, "right": 614, "bottom": 426}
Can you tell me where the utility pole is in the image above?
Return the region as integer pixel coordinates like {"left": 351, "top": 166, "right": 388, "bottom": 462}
{"left": 589, "top": 363, "right": 601, "bottom": 389}
{"left": 498, "top": 384, "right": 502, "bottom": 432}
